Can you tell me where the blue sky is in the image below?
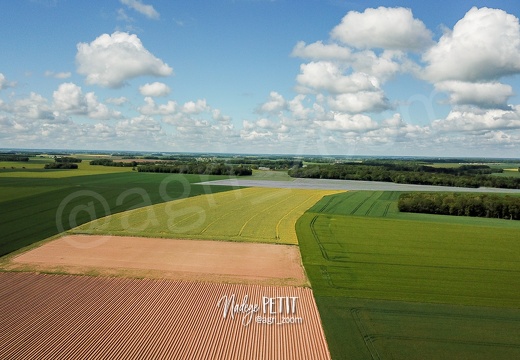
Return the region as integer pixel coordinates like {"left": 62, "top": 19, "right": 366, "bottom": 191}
{"left": 1, "top": 0, "right": 520, "bottom": 157}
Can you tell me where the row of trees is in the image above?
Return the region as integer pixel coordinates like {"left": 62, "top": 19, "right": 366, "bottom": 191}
{"left": 288, "top": 163, "right": 520, "bottom": 189}
{"left": 227, "top": 158, "right": 303, "bottom": 170}
{"left": 0, "top": 155, "right": 29, "bottom": 162}
{"left": 55, "top": 156, "right": 82, "bottom": 163}
{"left": 90, "top": 159, "right": 138, "bottom": 167}
{"left": 44, "top": 163, "right": 78, "bottom": 169}
{"left": 398, "top": 193, "right": 520, "bottom": 220}
{"left": 137, "top": 163, "right": 252, "bottom": 176}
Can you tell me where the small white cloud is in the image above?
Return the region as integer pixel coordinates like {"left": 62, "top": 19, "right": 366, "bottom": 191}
{"left": 212, "top": 109, "right": 231, "bottom": 123}
{"left": 44, "top": 71, "right": 72, "bottom": 79}
{"left": 258, "top": 91, "right": 287, "bottom": 113}
{"left": 139, "top": 96, "right": 177, "bottom": 115}
{"left": 331, "top": 7, "right": 433, "bottom": 51}
{"left": 182, "top": 99, "right": 209, "bottom": 114}
{"left": 139, "top": 82, "right": 171, "bottom": 97}
{"left": 0, "top": 73, "right": 16, "bottom": 90}
{"left": 53, "top": 82, "right": 84, "bottom": 112}
{"left": 76, "top": 32, "right": 173, "bottom": 88}
{"left": 120, "top": 0, "right": 159, "bottom": 20}
{"left": 291, "top": 41, "right": 352, "bottom": 61}
{"left": 106, "top": 97, "right": 128, "bottom": 105}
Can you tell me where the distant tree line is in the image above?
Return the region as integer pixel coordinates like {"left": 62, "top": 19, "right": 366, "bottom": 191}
{"left": 42, "top": 156, "right": 82, "bottom": 169}
{"left": 138, "top": 163, "right": 252, "bottom": 176}
{"left": 44, "top": 163, "right": 78, "bottom": 169}
{"left": 55, "top": 156, "right": 82, "bottom": 163}
{"left": 227, "top": 158, "right": 303, "bottom": 170}
{"left": 398, "top": 192, "right": 520, "bottom": 220}
{"left": 288, "top": 162, "right": 520, "bottom": 189}
{"left": 0, "top": 154, "right": 29, "bottom": 162}
{"left": 90, "top": 159, "right": 139, "bottom": 167}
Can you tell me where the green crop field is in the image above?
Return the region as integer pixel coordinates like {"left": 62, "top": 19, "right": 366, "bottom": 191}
{"left": 0, "top": 170, "right": 237, "bottom": 257}
{"left": 73, "top": 187, "right": 342, "bottom": 245}
{"left": 0, "top": 159, "right": 134, "bottom": 178}
{"left": 297, "top": 191, "right": 520, "bottom": 359}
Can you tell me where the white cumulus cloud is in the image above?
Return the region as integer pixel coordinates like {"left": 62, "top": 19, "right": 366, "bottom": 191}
{"left": 76, "top": 32, "right": 172, "bottom": 88}
{"left": 331, "top": 7, "right": 433, "bottom": 51}
{"left": 435, "top": 81, "right": 514, "bottom": 109}
{"left": 139, "top": 82, "right": 171, "bottom": 97}
{"left": 52, "top": 82, "right": 120, "bottom": 120}
{"left": 327, "top": 91, "right": 390, "bottom": 113}
{"left": 432, "top": 106, "right": 520, "bottom": 132}
{"left": 258, "top": 91, "right": 287, "bottom": 113}
{"left": 423, "top": 7, "right": 520, "bottom": 82}
{"left": 296, "top": 62, "right": 380, "bottom": 94}
{"left": 315, "top": 113, "right": 379, "bottom": 132}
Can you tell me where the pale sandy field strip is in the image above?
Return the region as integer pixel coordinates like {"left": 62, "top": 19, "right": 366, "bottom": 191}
{"left": 0, "top": 272, "right": 330, "bottom": 360}
{"left": 12, "top": 235, "right": 306, "bottom": 285}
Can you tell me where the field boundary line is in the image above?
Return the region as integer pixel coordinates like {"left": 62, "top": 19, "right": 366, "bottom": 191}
{"left": 275, "top": 193, "right": 324, "bottom": 241}
{"left": 350, "top": 308, "right": 381, "bottom": 360}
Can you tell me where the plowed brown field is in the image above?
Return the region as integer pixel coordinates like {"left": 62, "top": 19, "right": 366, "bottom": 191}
{"left": 0, "top": 272, "right": 330, "bottom": 359}
{"left": 11, "top": 235, "right": 306, "bottom": 286}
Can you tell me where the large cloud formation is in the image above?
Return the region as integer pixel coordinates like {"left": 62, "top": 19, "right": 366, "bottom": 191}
{"left": 424, "top": 7, "right": 520, "bottom": 82}
{"left": 76, "top": 32, "right": 172, "bottom": 88}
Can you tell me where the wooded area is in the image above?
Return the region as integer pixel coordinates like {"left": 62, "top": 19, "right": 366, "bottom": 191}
{"left": 398, "top": 192, "right": 520, "bottom": 220}
{"left": 137, "top": 163, "right": 252, "bottom": 176}
{"left": 288, "top": 162, "right": 520, "bottom": 189}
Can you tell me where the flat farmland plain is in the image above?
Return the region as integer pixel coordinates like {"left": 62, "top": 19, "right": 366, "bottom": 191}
{"left": 73, "top": 187, "right": 343, "bottom": 245}
{"left": 0, "top": 272, "right": 330, "bottom": 360}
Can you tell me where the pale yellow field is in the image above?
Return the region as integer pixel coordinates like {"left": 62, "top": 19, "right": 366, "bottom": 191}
{"left": 73, "top": 187, "right": 343, "bottom": 244}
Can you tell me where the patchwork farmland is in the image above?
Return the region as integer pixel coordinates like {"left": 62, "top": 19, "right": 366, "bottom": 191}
{"left": 0, "top": 167, "right": 339, "bottom": 359}
{"left": 3, "top": 157, "right": 520, "bottom": 359}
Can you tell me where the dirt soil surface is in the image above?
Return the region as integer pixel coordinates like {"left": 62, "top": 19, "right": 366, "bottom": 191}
{"left": 11, "top": 235, "right": 307, "bottom": 286}
{"left": 0, "top": 272, "right": 331, "bottom": 359}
